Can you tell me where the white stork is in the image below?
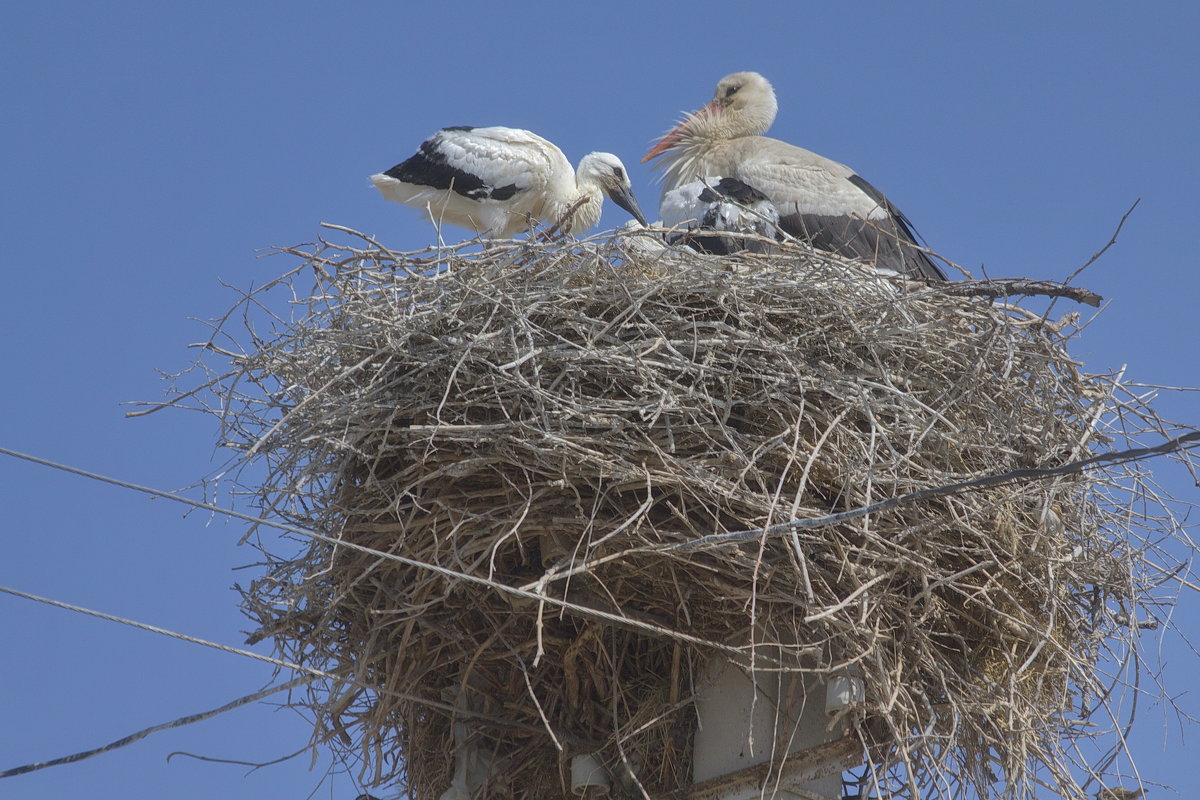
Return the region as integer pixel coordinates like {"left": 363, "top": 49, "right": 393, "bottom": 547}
{"left": 372, "top": 126, "right": 648, "bottom": 238}
{"left": 643, "top": 72, "right": 947, "bottom": 280}
{"left": 661, "top": 176, "right": 780, "bottom": 254}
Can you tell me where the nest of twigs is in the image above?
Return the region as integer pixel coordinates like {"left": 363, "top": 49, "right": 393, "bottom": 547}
{"left": 172, "top": 228, "right": 1195, "bottom": 799}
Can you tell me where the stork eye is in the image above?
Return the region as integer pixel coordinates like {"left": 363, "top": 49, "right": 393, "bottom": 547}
{"left": 726, "top": 85, "right": 741, "bottom": 97}
{"left": 612, "top": 166, "right": 625, "bottom": 180}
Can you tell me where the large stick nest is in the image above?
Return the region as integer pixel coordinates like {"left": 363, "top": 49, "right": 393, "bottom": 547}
{"left": 180, "top": 230, "right": 1193, "bottom": 799}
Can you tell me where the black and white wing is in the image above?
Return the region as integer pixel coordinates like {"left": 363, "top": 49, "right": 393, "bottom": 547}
{"left": 371, "top": 126, "right": 572, "bottom": 237}
{"left": 732, "top": 154, "right": 946, "bottom": 280}
{"left": 661, "top": 177, "right": 780, "bottom": 254}
{"left": 381, "top": 127, "right": 561, "bottom": 202}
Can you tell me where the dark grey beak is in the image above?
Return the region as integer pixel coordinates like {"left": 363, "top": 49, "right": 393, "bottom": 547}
{"left": 606, "top": 184, "right": 649, "bottom": 227}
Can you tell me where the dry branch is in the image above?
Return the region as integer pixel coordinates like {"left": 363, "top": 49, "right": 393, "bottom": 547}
{"left": 934, "top": 279, "right": 1103, "bottom": 307}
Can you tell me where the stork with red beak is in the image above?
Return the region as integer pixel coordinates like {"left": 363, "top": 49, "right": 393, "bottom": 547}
{"left": 643, "top": 72, "right": 946, "bottom": 280}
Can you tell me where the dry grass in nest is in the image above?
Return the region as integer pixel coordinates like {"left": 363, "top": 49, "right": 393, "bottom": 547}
{"left": 167, "top": 228, "right": 1197, "bottom": 799}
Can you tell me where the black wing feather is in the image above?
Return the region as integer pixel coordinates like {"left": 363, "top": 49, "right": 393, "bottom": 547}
{"left": 383, "top": 128, "right": 521, "bottom": 202}
{"left": 846, "top": 174, "right": 946, "bottom": 280}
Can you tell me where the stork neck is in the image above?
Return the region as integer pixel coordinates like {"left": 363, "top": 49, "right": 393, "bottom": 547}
{"left": 659, "top": 134, "right": 724, "bottom": 196}
{"left": 697, "top": 95, "right": 777, "bottom": 140}
{"left": 561, "top": 186, "right": 603, "bottom": 235}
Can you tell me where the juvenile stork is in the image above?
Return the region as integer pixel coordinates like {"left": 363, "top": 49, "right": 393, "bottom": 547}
{"left": 661, "top": 176, "right": 780, "bottom": 254}
{"left": 372, "top": 126, "right": 648, "bottom": 238}
{"left": 643, "top": 72, "right": 947, "bottom": 280}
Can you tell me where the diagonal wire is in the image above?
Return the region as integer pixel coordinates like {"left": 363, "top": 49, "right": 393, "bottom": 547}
{"left": 0, "top": 584, "right": 548, "bottom": 779}
{"left": 0, "top": 677, "right": 310, "bottom": 779}
{"left": 0, "top": 446, "right": 745, "bottom": 656}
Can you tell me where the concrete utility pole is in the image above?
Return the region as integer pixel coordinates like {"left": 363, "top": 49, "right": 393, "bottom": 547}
{"left": 686, "top": 650, "right": 864, "bottom": 800}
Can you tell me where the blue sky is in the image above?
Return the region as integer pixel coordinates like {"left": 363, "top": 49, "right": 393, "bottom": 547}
{"left": 2, "top": 3, "right": 1198, "bottom": 798}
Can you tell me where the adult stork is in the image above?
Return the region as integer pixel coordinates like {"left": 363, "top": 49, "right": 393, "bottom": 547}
{"left": 643, "top": 72, "right": 947, "bottom": 280}
{"left": 661, "top": 176, "right": 780, "bottom": 254}
{"left": 372, "top": 126, "right": 648, "bottom": 239}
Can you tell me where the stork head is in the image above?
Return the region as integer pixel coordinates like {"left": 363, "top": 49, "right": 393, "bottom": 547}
{"left": 643, "top": 71, "right": 778, "bottom": 163}
{"left": 576, "top": 152, "right": 649, "bottom": 227}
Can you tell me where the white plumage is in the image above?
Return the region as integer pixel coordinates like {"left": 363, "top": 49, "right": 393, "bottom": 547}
{"left": 644, "top": 72, "right": 946, "bottom": 280}
{"left": 661, "top": 176, "right": 780, "bottom": 254}
{"left": 372, "top": 126, "right": 647, "bottom": 238}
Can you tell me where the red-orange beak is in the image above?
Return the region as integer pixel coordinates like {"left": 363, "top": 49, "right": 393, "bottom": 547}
{"left": 642, "top": 127, "right": 682, "bottom": 163}
{"left": 642, "top": 101, "right": 717, "bottom": 163}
